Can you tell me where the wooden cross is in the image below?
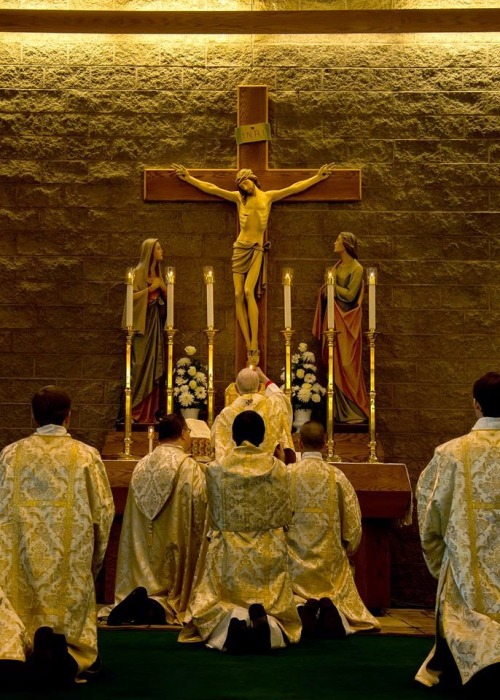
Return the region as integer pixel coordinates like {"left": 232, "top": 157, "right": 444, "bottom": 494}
{"left": 144, "top": 85, "right": 361, "bottom": 371}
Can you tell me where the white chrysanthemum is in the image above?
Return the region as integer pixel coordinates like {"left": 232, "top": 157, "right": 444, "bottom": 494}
{"left": 177, "top": 357, "right": 190, "bottom": 366}
{"left": 173, "top": 387, "right": 181, "bottom": 396}
{"left": 312, "top": 383, "right": 323, "bottom": 392}
{"left": 195, "top": 371, "right": 207, "bottom": 383}
{"left": 298, "top": 342, "right": 308, "bottom": 353}
{"left": 175, "top": 376, "right": 187, "bottom": 386}
{"left": 177, "top": 368, "right": 186, "bottom": 376}
{"left": 185, "top": 346, "right": 196, "bottom": 356}
{"left": 311, "top": 393, "right": 321, "bottom": 403}
{"left": 195, "top": 387, "right": 207, "bottom": 400}
{"left": 303, "top": 363, "right": 316, "bottom": 371}
{"left": 302, "top": 351, "right": 315, "bottom": 363}
{"left": 180, "top": 384, "right": 189, "bottom": 393}
{"left": 280, "top": 371, "right": 285, "bottom": 382}
{"left": 188, "top": 366, "right": 197, "bottom": 376}
{"left": 298, "top": 384, "right": 312, "bottom": 402}
{"left": 179, "top": 392, "right": 194, "bottom": 407}
{"left": 189, "top": 379, "right": 197, "bottom": 390}
{"left": 304, "top": 373, "right": 316, "bottom": 383}
{"left": 292, "top": 354, "right": 300, "bottom": 364}
{"left": 296, "top": 368, "right": 305, "bottom": 379}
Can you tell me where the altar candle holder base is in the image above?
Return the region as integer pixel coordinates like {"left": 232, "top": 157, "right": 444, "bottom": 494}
{"left": 280, "top": 328, "right": 295, "bottom": 401}
{"left": 204, "top": 327, "right": 219, "bottom": 427}
{"left": 365, "top": 329, "right": 380, "bottom": 464}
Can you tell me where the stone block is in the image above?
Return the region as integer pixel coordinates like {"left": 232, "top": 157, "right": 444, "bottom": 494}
{"left": 15, "top": 185, "right": 64, "bottom": 208}
{"left": 35, "top": 354, "right": 83, "bottom": 379}
{"left": 0, "top": 306, "right": 37, "bottom": 329}
{"left": 463, "top": 310, "right": 500, "bottom": 334}
{"left": 67, "top": 41, "right": 115, "bottom": 66}
{"left": 90, "top": 67, "right": 137, "bottom": 90}
{"left": 159, "top": 42, "right": 207, "bottom": 68}
{"left": 37, "top": 307, "right": 84, "bottom": 329}
{"left": 462, "top": 68, "right": 500, "bottom": 91}
{"left": 83, "top": 355, "right": 123, "bottom": 380}
{"left": 0, "top": 353, "right": 34, "bottom": 378}
{"left": 182, "top": 68, "right": 229, "bottom": 91}
{"left": 0, "top": 136, "right": 66, "bottom": 160}
{"left": 0, "top": 67, "right": 44, "bottom": 89}
{"left": 44, "top": 67, "right": 91, "bottom": 90}
{"left": 392, "top": 381, "right": 470, "bottom": 411}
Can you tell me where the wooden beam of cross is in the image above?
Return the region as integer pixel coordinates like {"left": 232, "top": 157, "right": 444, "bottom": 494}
{"left": 144, "top": 85, "right": 361, "bottom": 372}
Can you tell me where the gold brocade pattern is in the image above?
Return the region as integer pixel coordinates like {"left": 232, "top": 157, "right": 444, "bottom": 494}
{"left": 416, "top": 428, "right": 500, "bottom": 684}
{"left": 0, "top": 435, "right": 114, "bottom": 671}
{"left": 287, "top": 457, "right": 379, "bottom": 631}
{"left": 113, "top": 445, "right": 207, "bottom": 625}
{"left": 181, "top": 445, "right": 301, "bottom": 644}
{"left": 211, "top": 391, "right": 293, "bottom": 462}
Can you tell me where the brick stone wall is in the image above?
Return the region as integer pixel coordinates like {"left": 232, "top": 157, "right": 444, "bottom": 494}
{"left": 0, "top": 1, "right": 498, "bottom": 607}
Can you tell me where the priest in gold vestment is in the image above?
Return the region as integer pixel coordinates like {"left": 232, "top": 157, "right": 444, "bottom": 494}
{"left": 211, "top": 367, "right": 294, "bottom": 463}
{"left": 0, "top": 386, "right": 114, "bottom": 681}
{"left": 287, "top": 422, "right": 380, "bottom": 634}
{"left": 109, "top": 414, "right": 207, "bottom": 625}
{"left": 415, "top": 372, "right": 500, "bottom": 689}
{"left": 180, "top": 411, "right": 301, "bottom": 651}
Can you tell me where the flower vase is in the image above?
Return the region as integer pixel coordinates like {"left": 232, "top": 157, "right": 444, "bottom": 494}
{"left": 292, "top": 408, "right": 312, "bottom": 432}
{"left": 180, "top": 407, "right": 200, "bottom": 420}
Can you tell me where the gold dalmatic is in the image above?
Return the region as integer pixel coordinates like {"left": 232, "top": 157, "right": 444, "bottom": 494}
{"left": 211, "top": 390, "right": 293, "bottom": 462}
{"left": 416, "top": 425, "right": 500, "bottom": 685}
{"left": 287, "top": 456, "right": 380, "bottom": 631}
{"left": 113, "top": 445, "right": 207, "bottom": 624}
{"left": 0, "top": 435, "right": 114, "bottom": 671}
{"left": 181, "top": 444, "right": 301, "bottom": 644}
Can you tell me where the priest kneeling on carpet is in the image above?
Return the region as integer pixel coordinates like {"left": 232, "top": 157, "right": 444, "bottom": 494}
{"left": 0, "top": 386, "right": 114, "bottom": 689}
{"left": 104, "top": 414, "right": 207, "bottom": 627}
{"left": 179, "top": 411, "right": 301, "bottom": 652}
{"left": 287, "top": 421, "right": 380, "bottom": 638}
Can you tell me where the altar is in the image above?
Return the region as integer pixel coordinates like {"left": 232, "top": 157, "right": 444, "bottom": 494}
{"left": 98, "top": 431, "right": 412, "bottom": 612}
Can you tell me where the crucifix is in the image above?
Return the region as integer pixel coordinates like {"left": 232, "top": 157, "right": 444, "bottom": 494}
{"left": 144, "top": 85, "right": 361, "bottom": 372}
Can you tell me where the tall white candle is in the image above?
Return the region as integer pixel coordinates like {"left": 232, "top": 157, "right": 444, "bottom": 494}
{"left": 282, "top": 268, "right": 293, "bottom": 329}
{"left": 165, "top": 266, "right": 175, "bottom": 327}
{"left": 326, "top": 267, "right": 335, "bottom": 330}
{"left": 367, "top": 267, "right": 377, "bottom": 330}
{"left": 148, "top": 425, "right": 154, "bottom": 454}
{"left": 126, "top": 268, "right": 134, "bottom": 328}
{"left": 204, "top": 267, "right": 215, "bottom": 328}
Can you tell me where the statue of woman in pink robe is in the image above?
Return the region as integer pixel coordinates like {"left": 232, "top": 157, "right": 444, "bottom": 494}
{"left": 313, "top": 232, "right": 369, "bottom": 424}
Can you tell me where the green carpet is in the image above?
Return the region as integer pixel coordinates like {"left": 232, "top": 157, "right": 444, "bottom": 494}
{"left": 3, "top": 631, "right": 465, "bottom": 700}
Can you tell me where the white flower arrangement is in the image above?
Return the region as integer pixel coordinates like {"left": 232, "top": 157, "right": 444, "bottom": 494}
{"left": 173, "top": 346, "right": 208, "bottom": 408}
{"left": 281, "top": 342, "right": 326, "bottom": 410}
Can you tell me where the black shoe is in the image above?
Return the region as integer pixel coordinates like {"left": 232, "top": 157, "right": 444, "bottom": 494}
{"left": 26, "top": 627, "right": 76, "bottom": 688}
{"left": 136, "top": 598, "right": 167, "bottom": 626}
{"left": 299, "top": 598, "right": 320, "bottom": 639}
{"left": 224, "top": 618, "right": 250, "bottom": 654}
{"left": 107, "top": 587, "right": 149, "bottom": 625}
{"left": 318, "top": 598, "right": 346, "bottom": 639}
{"left": 248, "top": 603, "right": 272, "bottom": 654}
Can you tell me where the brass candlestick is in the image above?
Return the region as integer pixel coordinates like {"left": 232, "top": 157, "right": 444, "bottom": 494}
{"left": 204, "top": 327, "right": 219, "bottom": 427}
{"left": 164, "top": 327, "right": 178, "bottom": 415}
{"left": 365, "top": 329, "right": 380, "bottom": 463}
{"left": 323, "top": 328, "right": 342, "bottom": 463}
{"left": 280, "top": 328, "right": 295, "bottom": 401}
{"left": 121, "top": 327, "right": 136, "bottom": 460}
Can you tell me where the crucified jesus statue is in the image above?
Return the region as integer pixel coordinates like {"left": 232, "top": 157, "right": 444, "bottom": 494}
{"left": 172, "top": 162, "right": 335, "bottom": 365}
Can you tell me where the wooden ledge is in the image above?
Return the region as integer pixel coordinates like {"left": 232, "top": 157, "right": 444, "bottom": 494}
{"left": 0, "top": 9, "right": 499, "bottom": 35}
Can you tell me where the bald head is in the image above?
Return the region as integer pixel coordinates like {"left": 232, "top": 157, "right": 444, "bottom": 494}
{"left": 236, "top": 368, "right": 260, "bottom": 395}
{"left": 299, "top": 421, "right": 325, "bottom": 451}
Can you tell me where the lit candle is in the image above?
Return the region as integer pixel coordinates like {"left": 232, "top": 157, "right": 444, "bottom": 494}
{"left": 367, "top": 267, "right": 377, "bottom": 330}
{"left": 148, "top": 425, "right": 154, "bottom": 454}
{"left": 326, "top": 267, "right": 335, "bottom": 330}
{"left": 165, "top": 266, "right": 175, "bottom": 327}
{"left": 204, "top": 266, "right": 215, "bottom": 328}
{"left": 125, "top": 268, "right": 134, "bottom": 328}
{"left": 282, "top": 268, "right": 293, "bottom": 329}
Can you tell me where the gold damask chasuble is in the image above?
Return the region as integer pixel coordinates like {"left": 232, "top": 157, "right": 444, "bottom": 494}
{"left": 416, "top": 423, "right": 500, "bottom": 685}
{"left": 211, "top": 390, "right": 293, "bottom": 463}
{"left": 182, "top": 444, "right": 301, "bottom": 644}
{"left": 287, "top": 456, "right": 379, "bottom": 631}
{"left": 0, "top": 435, "right": 114, "bottom": 671}
{"left": 113, "top": 444, "right": 207, "bottom": 624}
